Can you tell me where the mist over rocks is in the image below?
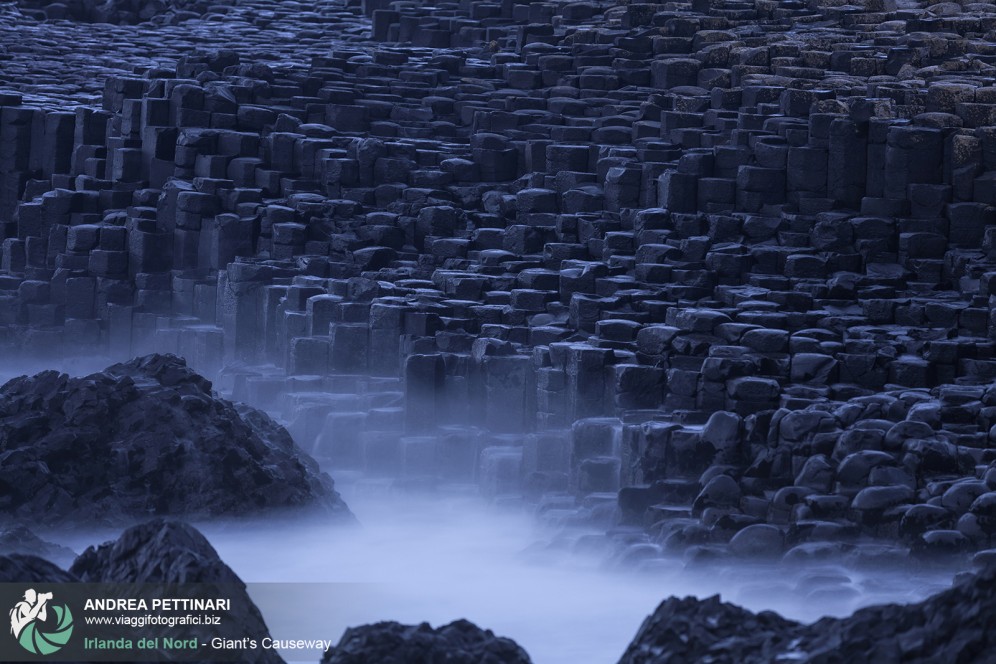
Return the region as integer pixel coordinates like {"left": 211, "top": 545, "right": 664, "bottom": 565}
{"left": 12, "top": 0, "right": 996, "bottom": 652}
{"left": 618, "top": 561, "right": 996, "bottom": 664}
{"left": 0, "top": 353, "right": 352, "bottom": 526}
{"left": 320, "top": 619, "right": 533, "bottom": 664}
{"left": 0, "top": 526, "right": 77, "bottom": 568}
{"left": 1, "top": 0, "right": 996, "bottom": 589}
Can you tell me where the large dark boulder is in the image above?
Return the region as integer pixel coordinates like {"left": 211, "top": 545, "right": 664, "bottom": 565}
{"left": 617, "top": 595, "right": 798, "bottom": 663}
{"left": 321, "top": 619, "right": 532, "bottom": 664}
{"left": 71, "top": 519, "right": 282, "bottom": 663}
{"left": 71, "top": 518, "right": 248, "bottom": 584}
{"left": 0, "top": 354, "right": 351, "bottom": 526}
{"left": 619, "top": 563, "right": 996, "bottom": 663}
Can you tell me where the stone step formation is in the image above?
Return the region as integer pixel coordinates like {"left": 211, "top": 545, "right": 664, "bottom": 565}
{"left": 2, "top": 0, "right": 996, "bottom": 566}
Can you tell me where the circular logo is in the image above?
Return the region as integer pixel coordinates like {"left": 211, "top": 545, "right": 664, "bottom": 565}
{"left": 10, "top": 589, "right": 74, "bottom": 656}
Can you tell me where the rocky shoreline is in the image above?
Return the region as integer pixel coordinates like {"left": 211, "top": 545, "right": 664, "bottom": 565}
{"left": 2, "top": 0, "right": 996, "bottom": 567}
{"left": 619, "top": 555, "right": 996, "bottom": 664}
{"left": 3, "top": 0, "right": 996, "bottom": 659}
{"left": 7, "top": 515, "right": 995, "bottom": 663}
{"left": 1, "top": 357, "right": 982, "bottom": 663}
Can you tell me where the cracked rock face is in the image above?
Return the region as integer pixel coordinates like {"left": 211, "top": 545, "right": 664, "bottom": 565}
{"left": 71, "top": 517, "right": 249, "bottom": 583}
{"left": 0, "top": 353, "right": 352, "bottom": 526}
{"left": 619, "top": 560, "right": 996, "bottom": 664}
{"left": 321, "top": 619, "right": 533, "bottom": 664}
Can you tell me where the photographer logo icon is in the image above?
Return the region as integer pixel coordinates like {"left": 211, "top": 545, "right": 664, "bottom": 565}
{"left": 9, "top": 589, "right": 74, "bottom": 655}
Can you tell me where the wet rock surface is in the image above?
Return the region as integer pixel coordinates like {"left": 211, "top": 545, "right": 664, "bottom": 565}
{"left": 1, "top": 0, "right": 996, "bottom": 566}
{"left": 619, "top": 559, "right": 996, "bottom": 664}
{"left": 0, "top": 353, "right": 352, "bottom": 525}
{"left": 321, "top": 619, "right": 533, "bottom": 664}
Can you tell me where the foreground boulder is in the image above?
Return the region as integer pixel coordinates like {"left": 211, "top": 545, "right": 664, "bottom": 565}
{"left": 619, "top": 563, "right": 996, "bottom": 664}
{"left": 321, "top": 619, "right": 532, "bottom": 664}
{"left": 0, "top": 354, "right": 351, "bottom": 526}
{"left": 2, "top": 520, "right": 282, "bottom": 663}
{"left": 73, "top": 519, "right": 281, "bottom": 663}
{"left": 71, "top": 518, "right": 253, "bottom": 585}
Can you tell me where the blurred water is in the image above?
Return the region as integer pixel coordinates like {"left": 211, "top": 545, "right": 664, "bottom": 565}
{"left": 197, "top": 485, "right": 961, "bottom": 664}
{"left": 4, "top": 362, "right": 964, "bottom": 664}
{"left": 39, "top": 469, "right": 965, "bottom": 664}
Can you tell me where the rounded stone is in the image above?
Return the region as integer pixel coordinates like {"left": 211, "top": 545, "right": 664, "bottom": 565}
{"left": 729, "top": 524, "right": 784, "bottom": 558}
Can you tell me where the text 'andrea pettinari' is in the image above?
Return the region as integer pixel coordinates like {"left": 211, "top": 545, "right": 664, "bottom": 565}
{"left": 83, "top": 598, "right": 232, "bottom": 612}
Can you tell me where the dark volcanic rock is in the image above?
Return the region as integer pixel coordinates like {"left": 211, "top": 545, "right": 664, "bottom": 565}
{"left": 619, "top": 563, "right": 996, "bottom": 664}
{"left": 71, "top": 519, "right": 281, "bottom": 663}
{"left": 618, "top": 595, "right": 798, "bottom": 664}
{"left": 0, "top": 526, "right": 76, "bottom": 568}
{"left": 15, "top": 0, "right": 232, "bottom": 24}
{"left": 5, "top": 0, "right": 996, "bottom": 567}
{"left": 71, "top": 518, "right": 244, "bottom": 583}
{"left": 321, "top": 619, "right": 532, "bottom": 664}
{"left": 0, "top": 354, "right": 351, "bottom": 526}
